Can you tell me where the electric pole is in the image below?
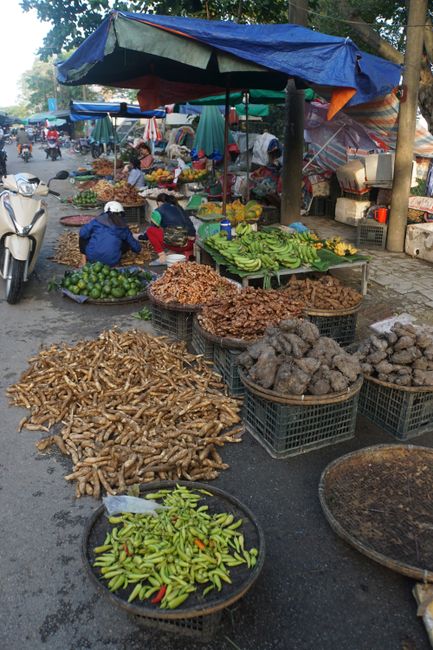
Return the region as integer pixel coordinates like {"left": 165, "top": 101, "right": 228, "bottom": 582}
{"left": 387, "top": 0, "right": 428, "bottom": 251}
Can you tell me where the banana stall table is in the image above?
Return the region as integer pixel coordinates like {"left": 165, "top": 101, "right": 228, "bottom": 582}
{"left": 194, "top": 239, "right": 370, "bottom": 295}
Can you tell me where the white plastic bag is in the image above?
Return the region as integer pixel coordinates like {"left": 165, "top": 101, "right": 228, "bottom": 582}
{"left": 103, "top": 495, "right": 167, "bottom": 516}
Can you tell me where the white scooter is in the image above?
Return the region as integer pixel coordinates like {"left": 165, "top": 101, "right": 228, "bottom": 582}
{"left": 0, "top": 170, "right": 69, "bottom": 303}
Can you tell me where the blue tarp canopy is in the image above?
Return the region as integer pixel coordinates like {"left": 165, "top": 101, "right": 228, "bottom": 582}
{"left": 57, "top": 11, "right": 401, "bottom": 113}
{"left": 70, "top": 101, "right": 165, "bottom": 121}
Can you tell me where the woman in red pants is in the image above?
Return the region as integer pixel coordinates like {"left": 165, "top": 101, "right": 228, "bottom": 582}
{"left": 137, "top": 193, "right": 195, "bottom": 265}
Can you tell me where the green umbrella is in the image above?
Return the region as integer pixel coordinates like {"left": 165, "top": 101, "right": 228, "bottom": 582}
{"left": 185, "top": 88, "right": 316, "bottom": 106}
{"left": 194, "top": 106, "right": 233, "bottom": 156}
{"left": 90, "top": 115, "right": 116, "bottom": 144}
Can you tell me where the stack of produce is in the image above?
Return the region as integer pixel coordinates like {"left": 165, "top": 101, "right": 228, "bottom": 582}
{"left": 139, "top": 188, "right": 183, "bottom": 201}
{"left": 73, "top": 190, "right": 100, "bottom": 208}
{"left": 198, "top": 200, "right": 262, "bottom": 224}
{"left": 179, "top": 168, "right": 208, "bottom": 183}
{"left": 93, "top": 486, "right": 258, "bottom": 607}
{"left": 150, "top": 262, "right": 239, "bottom": 306}
{"left": 7, "top": 331, "right": 242, "bottom": 496}
{"left": 324, "top": 237, "right": 358, "bottom": 257}
{"left": 198, "top": 288, "right": 304, "bottom": 341}
{"left": 238, "top": 319, "right": 362, "bottom": 395}
{"left": 61, "top": 263, "right": 149, "bottom": 299}
{"left": 52, "top": 231, "right": 152, "bottom": 268}
{"left": 144, "top": 169, "right": 174, "bottom": 184}
{"left": 92, "top": 179, "right": 115, "bottom": 202}
{"left": 92, "top": 159, "right": 123, "bottom": 176}
{"left": 283, "top": 276, "right": 362, "bottom": 310}
{"left": 91, "top": 179, "right": 144, "bottom": 205}
{"left": 206, "top": 224, "right": 320, "bottom": 273}
{"left": 357, "top": 322, "right": 433, "bottom": 387}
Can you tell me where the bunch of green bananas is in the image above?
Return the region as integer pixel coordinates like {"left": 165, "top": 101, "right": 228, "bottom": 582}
{"left": 205, "top": 225, "right": 321, "bottom": 273}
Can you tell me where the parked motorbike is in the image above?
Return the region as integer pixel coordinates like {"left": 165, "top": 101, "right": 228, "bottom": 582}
{"left": 0, "top": 170, "right": 69, "bottom": 303}
{"left": 73, "top": 137, "right": 91, "bottom": 155}
{"left": 45, "top": 138, "right": 61, "bottom": 161}
{"left": 91, "top": 141, "right": 114, "bottom": 159}
{"left": 0, "top": 141, "right": 7, "bottom": 177}
{"left": 20, "top": 144, "right": 32, "bottom": 163}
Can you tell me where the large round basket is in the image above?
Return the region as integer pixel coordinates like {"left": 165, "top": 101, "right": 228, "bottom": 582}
{"left": 239, "top": 370, "right": 363, "bottom": 406}
{"left": 148, "top": 288, "right": 204, "bottom": 313}
{"left": 194, "top": 316, "right": 253, "bottom": 350}
{"left": 303, "top": 302, "right": 361, "bottom": 318}
{"left": 59, "top": 215, "right": 95, "bottom": 227}
{"left": 82, "top": 481, "right": 265, "bottom": 620}
{"left": 319, "top": 444, "right": 433, "bottom": 581}
{"left": 363, "top": 373, "right": 433, "bottom": 393}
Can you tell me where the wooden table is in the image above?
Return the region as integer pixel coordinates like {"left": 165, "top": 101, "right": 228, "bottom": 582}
{"left": 195, "top": 240, "right": 370, "bottom": 295}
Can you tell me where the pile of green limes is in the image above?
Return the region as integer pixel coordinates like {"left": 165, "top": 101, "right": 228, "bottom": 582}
{"left": 62, "top": 262, "right": 148, "bottom": 300}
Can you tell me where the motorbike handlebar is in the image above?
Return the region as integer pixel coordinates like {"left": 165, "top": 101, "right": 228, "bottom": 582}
{"left": 48, "top": 189, "right": 60, "bottom": 197}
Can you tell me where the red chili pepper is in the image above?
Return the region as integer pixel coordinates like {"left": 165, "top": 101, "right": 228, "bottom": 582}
{"left": 123, "top": 543, "right": 132, "bottom": 557}
{"left": 194, "top": 538, "right": 206, "bottom": 550}
{"left": 151, "top": 585, "right": 167, "bottom": 604}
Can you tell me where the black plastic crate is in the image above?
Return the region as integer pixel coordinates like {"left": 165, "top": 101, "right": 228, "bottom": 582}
{"left": 306, "top": 311, "right": 358, "bottom": 347}
{"left": 356, "top": 219, "right": 388, "bottom": 249}
{"left": 213, "top": 345, "right": 244, "bottom": 396}
{"left": 124, "top": 205, "right": 145, "bottom": 227}
{"left": 191, "top": 321, "right": 215, "bottom": 360}
{"left": 243, "top": 387, "right": 359, "bottom": 458}
{"left": 358, "top": 378, "right": 433, "bottom": 440}
{"left": 150, "top": 302, "right": 193, "bottom": 342}
{"left": 130, "top": 609, "right": 222, "bottom": 642}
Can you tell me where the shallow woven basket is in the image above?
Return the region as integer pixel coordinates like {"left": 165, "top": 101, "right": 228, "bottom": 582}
{"left": 239, "top": 370, "right": 363, "bottom": 406}
{"left": 319, "top": 444, "right": 433, "bottom": 582}
{"left": 194, "top": 316, "right": 253, "bottom": 350}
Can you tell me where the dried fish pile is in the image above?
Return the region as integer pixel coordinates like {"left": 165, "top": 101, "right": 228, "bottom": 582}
{"left": 198, "top": 288, "right": 304, "bottom": 341}
{"left": 150, "top": 262, "right": 239, "bottom": 306}
{"left": 52, "top": 231, "right": 153, "bottom": 268}
{"left": 7, "top": 330, "right": 242, "bottom": 498}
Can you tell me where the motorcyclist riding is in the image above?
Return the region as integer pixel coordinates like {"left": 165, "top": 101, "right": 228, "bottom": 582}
{"left": 16, "top": 127, "right": 32, "bottom": 156}
{"left": 45, "top": 127, "right": 61, "bottom": 160}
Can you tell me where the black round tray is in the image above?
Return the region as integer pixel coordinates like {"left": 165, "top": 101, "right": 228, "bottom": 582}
{"left": 82, "top": 481, "right": 265, "bottom": 620}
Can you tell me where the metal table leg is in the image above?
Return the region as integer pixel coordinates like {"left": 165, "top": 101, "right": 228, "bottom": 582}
{"left": 361, "top": 262, "right": 369, "bottom": 296}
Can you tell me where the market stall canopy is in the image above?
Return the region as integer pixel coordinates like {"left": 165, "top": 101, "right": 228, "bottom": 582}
{"left": 26, "top": 110, "right": 70, "bottom": 124}
{"left": 176, "top": 102, "right": 269, "bottom": 117}
{"left": 70, "top": 101, "right": 165, "bottom": 121}
{"left": 57, "top": 11, "right": 401, "bottom": 116}
{"left": 183, "top": 88, "right": 315, "bottom": 106}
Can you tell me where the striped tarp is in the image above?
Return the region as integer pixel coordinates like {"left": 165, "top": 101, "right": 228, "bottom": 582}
{"left": 346, "top": 92, "right": 433, "bottom": 157}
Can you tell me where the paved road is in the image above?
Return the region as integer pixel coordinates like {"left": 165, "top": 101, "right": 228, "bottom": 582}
{"left": 0, "top": 143, "right": 431, "bottom": 650}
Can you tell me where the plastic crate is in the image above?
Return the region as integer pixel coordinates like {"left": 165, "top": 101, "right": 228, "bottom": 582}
{"left": 306, "top": 312, "right": 358, "bottom": 347}
{"left": 130, "top": 609, "right": 222, "bottom": 642}
{"left": 356, "top": 219, "right": 388, "bottom": 249}
{"left": 191, "top": 320, "right": 215, "bottom": 360}
{"left": 150, "top": 302, "right": 193, "bottom": 342}
{"left": 243, "top": 386, "right": 359, "bottom": 458}
{"left": 124, "top": 205, "right": 145, "bottom": 226}
{"left": 213, "top": 345, "right": 245, "bottom": 396}
{"left": 358, "top": 378, "right": 433, "bottom": 440}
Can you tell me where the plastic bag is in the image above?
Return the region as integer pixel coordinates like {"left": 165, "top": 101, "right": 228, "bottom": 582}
{"left": 103, "top": 495, "right": 167, "bottom": 516}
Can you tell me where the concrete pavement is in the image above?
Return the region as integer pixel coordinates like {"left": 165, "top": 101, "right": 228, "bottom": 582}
{"left": 0, "top": 143, "right": 431, "bottom": 650}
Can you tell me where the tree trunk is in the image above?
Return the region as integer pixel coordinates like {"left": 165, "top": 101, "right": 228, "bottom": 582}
{"left": 288, "top": 0, "right": 308, "bottom": 25}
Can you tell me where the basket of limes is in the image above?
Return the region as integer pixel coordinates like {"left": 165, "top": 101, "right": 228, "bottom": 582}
{"left": 60, "top": 262, "right": 155, "bottom": 304}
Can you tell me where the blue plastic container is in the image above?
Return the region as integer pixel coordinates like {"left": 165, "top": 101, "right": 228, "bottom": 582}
{"left": 220, "top": 218, "right": 232, "bottom": 240}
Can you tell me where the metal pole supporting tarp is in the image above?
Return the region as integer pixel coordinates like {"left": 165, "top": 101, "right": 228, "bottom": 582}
{"left": 302, "top": 125, "right": 345, "bottom": 174}
{"left": 245, "top": 91, "right": 250, "bottom": 202}
{"left": 222, "top": 84, "right": 230, "bottom": 214}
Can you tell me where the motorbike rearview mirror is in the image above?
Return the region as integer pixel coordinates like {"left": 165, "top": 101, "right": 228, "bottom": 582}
{"left": 55, "top": 170, "right": 69, "bottom": 180}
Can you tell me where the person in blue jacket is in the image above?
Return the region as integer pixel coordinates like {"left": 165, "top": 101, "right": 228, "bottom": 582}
{"left": 79, "top": 201, "right": 141, "bottom": 267}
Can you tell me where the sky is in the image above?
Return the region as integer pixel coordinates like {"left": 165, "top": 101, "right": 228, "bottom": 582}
{"left": 0, "top": 0, "right": 50, "bottom": 107}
